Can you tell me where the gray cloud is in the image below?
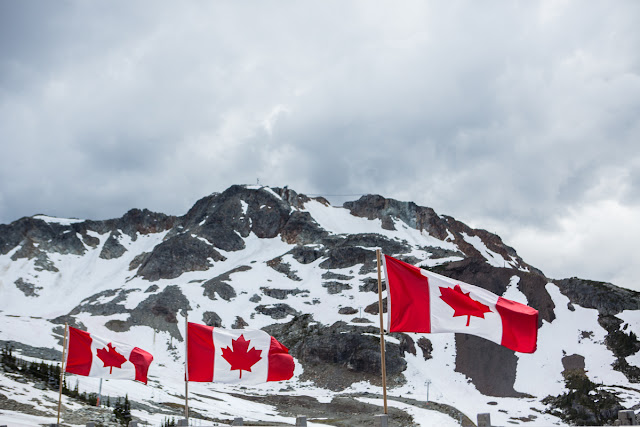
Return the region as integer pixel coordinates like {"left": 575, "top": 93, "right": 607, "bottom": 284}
{"left": 1, "top": 1, "right": 639, "bottom": 289}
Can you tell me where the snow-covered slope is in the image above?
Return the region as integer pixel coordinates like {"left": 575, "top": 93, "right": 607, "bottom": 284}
{"left": 1, "top": 185, "right": 638, "bottom": 426}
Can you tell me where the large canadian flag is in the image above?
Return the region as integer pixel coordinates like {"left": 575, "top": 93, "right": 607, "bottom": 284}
{"left": 383, "top": 255, "right": 538, "bottom": 353}
{"left": 65, "top": 327, "right": 154, "bottom": 384}
{"left": 187, "top": 323, "right": 295, "bottom": 384}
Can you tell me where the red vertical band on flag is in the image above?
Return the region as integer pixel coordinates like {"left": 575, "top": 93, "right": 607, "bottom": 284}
{"left": 187, "top": 322, "right": 215, "bottom": 382}
{"left": 65, "top": 327, "right": 92, "bottom": 376}
{"left": 129, "top": 347, "right": 154, "bottom": 384}
{"left": 384, "top": 255, "right": 431, "bottom": 333}
{"left": 496, "top": 297, "right": 539, "bottom": 353}
{"left": 266, "top": 337, "right": 295, "bottom": 382}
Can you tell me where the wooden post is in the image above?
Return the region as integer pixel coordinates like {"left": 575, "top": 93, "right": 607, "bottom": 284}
{"left": 184, "top": 313, "right": 189, "bottom": 422}
{"left": 376, "top": 249, "right": 388, "bottom": 414}
{"left": 57, "top": 323, "right": 69, "bottom": 426}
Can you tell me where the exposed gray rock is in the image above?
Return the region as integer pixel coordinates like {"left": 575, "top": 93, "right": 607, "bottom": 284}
{"left": 33, "top": 251, "right": 58, "bottom": 272}
{"left": 255, "top": 303, "right": 300, "bottom": 319}
{"left": 598, "top": 314, "right": 640, "bottom": 382}
{"left": 203, "top": 311, "right": 222, "bottom": 327}
{"left": 203, "top": 281, "right": 236, "bottom": 302}
{"left": 69, "top": 288, "right": 134, "bottom": 317}
{"left": 181, "top": 185, "right": 299, "bottom": 252}
{"left": 322, "top": 271, "right": 354, "bottom": 281}
{"left": 260, "top": 287, "right": 309, "bottom": 300}
{"left": 364, "top": 298, "right": 387, "bottom": 315}
{"left": 289, "top": 245, "right": 326, "bottom": 264}
{"left": 136, "top": 233, "right": 226, "bottom": 281}
{"left": 391, "top": 333, "right": 416, "bottom": 356}
{"left": 145, "top": 284, "right": 159, "bottom": 293}
{"left": 359, "top": 277, "right": 381, "bottom": 293}
{"left": 562, "top": 354, "right": 586, "bottom": 374}
{"left": 201, "top": 266, "right": 250, "bottom": 301}
{"left": 232, "top": 316, "right": 248, "bottom": 329}
{"left": 264, "top": 315, "right": 407, "bottom": 391}
{"left": 322, "top": 281, "right": 352, "bottom": 294}
{"left": 280, "top": 211, "right": 328, "bottom": 245}
{"left": 319, "top": 245, "right": 376, "bottom": 270}
{"left": 267, "top": 256, "right": 302, "bottom": 281}
{"left": 104, "top": 319, "right": 128, "bottom": 332}
{"left": 249, "top": 294, "right": 262, "bottom": 303}
{"left": 425, "top": 245, "right": 465, "bottom": 259}
{"left": 455, "top": 334, "right": 527, "bottom": 397}
{"left": 344, "top": 195, "right": 448, "bottom": 239}
{"left": 417, "top": 337, "right": 433, "bottom": 360}
{"left": 555, "top": 277, "right": 640, "bottom": 315}
{"left": 99, "top": 231, "right": 127, "bottom": 259}
{"left": 129, "top": 252, "right": 148, "bottom": 270}
{"left": 14, "top": 278, "right": 42, "bottom": 297}
{"left": 107, "top": 285, "right": 191, "bottom": 340}
{"left": 0, "top": 340, "right": 61, "bottom": 361}
{"left": 338, "top": 307, "right": 358, "bottom": 315}
{"left": 111, "top": 208, "right": 175, "bottom": 238}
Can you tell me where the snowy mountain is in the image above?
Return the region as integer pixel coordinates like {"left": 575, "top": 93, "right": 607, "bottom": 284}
{"left": 1, "top": 184, "right": 639, "bottom": 426}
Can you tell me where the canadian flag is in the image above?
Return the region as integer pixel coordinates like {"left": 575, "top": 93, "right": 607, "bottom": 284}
{"left": 65, "top": 327, "right": 154, "bottom": 384}
{"left": 383, "top": 255, "right": 538, "bottom": 353}
{"left": 187, "top": 323, "right": 295, "bottom": 384}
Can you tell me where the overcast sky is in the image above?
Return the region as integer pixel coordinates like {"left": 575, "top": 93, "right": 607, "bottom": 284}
{"left": 1, "top": 1, "right": 639, "bottom": 291}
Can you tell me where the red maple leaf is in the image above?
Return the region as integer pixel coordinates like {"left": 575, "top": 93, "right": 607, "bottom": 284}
{"left": 439, "top": 284, "right": 492, "bottom": 326}
{"left": 221, "top": 334, "right": 263, "bottom": 379}
{"left": 96, "top": 343, "right": 127, "bottom": 374}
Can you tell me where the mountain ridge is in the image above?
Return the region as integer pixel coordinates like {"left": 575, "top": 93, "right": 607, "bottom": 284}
{"left": 1, "top": 184, "right": 638, "bottom": 426}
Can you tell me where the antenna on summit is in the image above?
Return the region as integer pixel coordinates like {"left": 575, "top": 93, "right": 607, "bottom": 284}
{"left": 257, "top": 178, "right": 260, "bottom": 185}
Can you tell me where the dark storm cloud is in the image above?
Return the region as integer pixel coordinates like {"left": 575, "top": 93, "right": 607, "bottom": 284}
{"left": 0, "top": 1, "right": 639, "bottom": 289}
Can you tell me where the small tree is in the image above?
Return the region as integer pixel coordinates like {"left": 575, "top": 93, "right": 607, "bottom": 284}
{"left": 113, "top": 394, "right": 132, "bottom": 426}
{"left": 543, "top": 371, "right": 622, "bottom": 425}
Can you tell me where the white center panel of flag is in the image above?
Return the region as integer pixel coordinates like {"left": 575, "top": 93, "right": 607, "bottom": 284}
{"left": 88, "top": 335, "right": 137, "bottom": 379}
{"left": 212, "top": 328, "right": 271, "bottom": 384}
{"left": 423, "top": 270, "right": 504, "bottom": 345}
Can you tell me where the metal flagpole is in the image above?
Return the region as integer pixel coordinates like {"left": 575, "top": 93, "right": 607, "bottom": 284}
{"left": 376, "top": 249, "right": 388, "bottom": 414}
{"left": 184, "top": 312, "right": 189, "bottom": 422}
{"left": 97, "top": 378, "right": 103, "bottom": 406}
{"left": 57, "top": 323, "right": 69, "bottom": 426}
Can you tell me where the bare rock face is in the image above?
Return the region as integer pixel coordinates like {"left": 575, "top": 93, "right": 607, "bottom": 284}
{"left": 267, "top": 257, "right": 302, "bottom": 281}
{"left": 562, "top": 354, "right": 586, "bottom": 375}
{"left": 203, "top": 311, "right": 223, "bottom": 327}
{"left": 555, "top": 277, "right": 640, "bottom": 316}
{"left": 99, "top": 231, "right": 127, "bottom": 259}
{"left": 181, "top": 185, "right": 294, "bottom": 249}
{"left": 344, "top": 194, "right": 534, "bottom": 272}
{"left": 136, "top": 234, "right": 226, "bottom": 281}
{"left": 104, "top": 285, "right": 191, "bottom": 340}
{"left": 14, "top": 278, "right": 42, "bottom": 297}
{"left": 255, "top": 303, "right": 300, "bottom": 319}
{"left": 201, "top": 266, "right": 251, "bottom": 301}
{"left": 264, "top": 315, "right": 407, "bottom": 391}
{"left": 110, "top": 208, "right": 175, "bottom": 239}
{"left": 280, "top": 211, "right": 328, "bottom": 245}
{"left": 455, "top": 334, "right": 527, "bottom": 397}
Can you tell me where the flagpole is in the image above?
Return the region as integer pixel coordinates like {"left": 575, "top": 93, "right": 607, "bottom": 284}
{"left": 57, "top": 323, "right": 68, "bottom": 426}
{"left": 184, "top": 312, "right": 189, "bottom": 422}
{"left": 376, "top": 249, "right": 388, "bottom": 415}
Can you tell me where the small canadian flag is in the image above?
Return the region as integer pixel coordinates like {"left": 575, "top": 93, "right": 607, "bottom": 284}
{"left": 187, "top": 323, "right": 295, "bottom": 384}
{"left": 65, "top": 326, "right": 154, "bottom": 384}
